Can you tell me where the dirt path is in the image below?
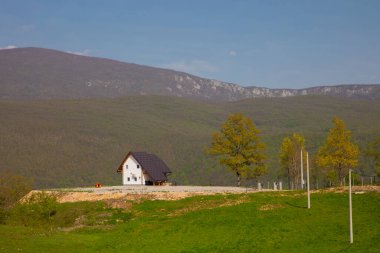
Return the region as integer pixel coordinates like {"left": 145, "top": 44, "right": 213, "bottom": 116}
{"left": 27, "top": 185, "right": 260, "bottom": 203}
{"left": 25, "top": 185, "right": 379, "bottom": 204}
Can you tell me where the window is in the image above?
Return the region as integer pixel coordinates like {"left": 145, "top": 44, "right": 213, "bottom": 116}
{"left": 125, "top": 164, "right": 128, "bottom": 169}
{"left": 134, "top": 177, "right": 137, "bottom": 181}
{"left": 137, "top": 164, "right": 140, "bottom": 169}
{"left": 127, "top": 177, "right": 130, "bottom": 181}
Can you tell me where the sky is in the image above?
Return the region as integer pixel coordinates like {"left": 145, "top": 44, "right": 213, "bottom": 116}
{"left": 1, "top": 0, "right": 380, "bottom": 88}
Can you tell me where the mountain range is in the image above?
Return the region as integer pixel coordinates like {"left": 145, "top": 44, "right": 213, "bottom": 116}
{"left": 1, "top": 47, "right": 379, "bottom": 101}
{"left": 1, "top": 47, "right": 380, "bottom": 188}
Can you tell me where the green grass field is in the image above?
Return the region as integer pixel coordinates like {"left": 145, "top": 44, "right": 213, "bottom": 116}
{"left": 0, "top": 191, "right": 379, "bottom": 253}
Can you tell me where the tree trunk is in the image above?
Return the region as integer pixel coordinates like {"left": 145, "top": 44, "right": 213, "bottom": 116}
{"left": 236, "top": 172, "right": 241, "bottom": 187}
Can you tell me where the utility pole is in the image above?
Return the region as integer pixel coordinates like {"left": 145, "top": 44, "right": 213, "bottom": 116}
{"left": 307, "top": 152, "right": 310, "bottom": 209}
{"left": 349, "top": 169, "right": 353, "bottom": 243}
{"left": 301, "top": 149, "right": 304, "bottom": 189}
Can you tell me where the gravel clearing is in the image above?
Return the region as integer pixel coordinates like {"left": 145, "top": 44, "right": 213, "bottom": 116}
{"left": 26, "top": 185, "right": 263, "bottom": 203}
{"left": 24, "top": 185, "right": 379, "bottom": 204}
{"left": 67, "top": 185, "right": 257, "bottom": 194}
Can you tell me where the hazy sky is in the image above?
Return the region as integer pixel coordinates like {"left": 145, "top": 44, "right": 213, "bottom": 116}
{"left": 1, "top": 0, "right": 379, "bottom": 88}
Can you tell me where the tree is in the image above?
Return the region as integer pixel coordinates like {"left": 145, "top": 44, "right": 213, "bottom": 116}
{"left": 279, "top": 133, "right": 306, "bottom": 189}
{"left": 366, "top": 136, "right": 380, "bottom": 177}
{"left": 208, "top": 113, "right": 266, "bottom": 186}
{"left": 316, "top": 117, "right": 359, "bottom": 186}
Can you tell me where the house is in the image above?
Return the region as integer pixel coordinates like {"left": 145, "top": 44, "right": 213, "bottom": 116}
{"left": 116, "top": 151, "right": 171, "bottom": 185}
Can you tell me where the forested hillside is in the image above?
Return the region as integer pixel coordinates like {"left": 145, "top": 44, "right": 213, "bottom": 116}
{"left": 1, "top": 95, "right": 379, "bottom": 188}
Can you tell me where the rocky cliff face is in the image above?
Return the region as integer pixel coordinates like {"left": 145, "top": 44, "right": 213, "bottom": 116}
{"left": 245, "top": 85, "right": 380, "bottom": 99}
{"left": 164, "top": 75, "right": 380, "bottom": 100}
{"left": 1, "top": 47, "right": 379, "bottom": 101}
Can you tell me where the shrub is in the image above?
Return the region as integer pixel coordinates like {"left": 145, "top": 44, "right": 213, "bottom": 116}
{"left": 0, "top": 171, "right": 32, "bottom": 223}
{"left": 12, "top": 192, "right": 58, "bottom": 227}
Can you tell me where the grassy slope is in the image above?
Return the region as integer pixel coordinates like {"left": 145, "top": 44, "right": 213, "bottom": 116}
{"left": 1, "top": 95, "right": 380, "bottom": 188}
{"left": 0, "top": 191, "right": 379, "bottom": 252}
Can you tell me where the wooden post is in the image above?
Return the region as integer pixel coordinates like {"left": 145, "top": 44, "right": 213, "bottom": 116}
{"left": 301, "top": 149, "right": 304, "bottom": 189}
{"left": 349, "top": 169, "right": 353, "bottom": 244}
{"left": 307, "top": 152, "right": 310, "bottom": 209}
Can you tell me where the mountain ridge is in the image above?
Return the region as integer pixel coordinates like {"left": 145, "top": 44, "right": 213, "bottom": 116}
{"left": 1, "top": 47, "right": 379, "bottom": 101}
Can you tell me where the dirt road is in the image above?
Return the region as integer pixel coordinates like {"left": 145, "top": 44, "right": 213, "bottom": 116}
{"left": 28, "top": 185, "right": 259, "bottom": 203}
{"left": 26, "top": 185, "right": 379, "bottom": 204}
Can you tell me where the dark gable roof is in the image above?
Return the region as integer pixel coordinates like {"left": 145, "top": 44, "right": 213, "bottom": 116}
{"left": 117, "top": 151, "right": 171, "bottom": 182}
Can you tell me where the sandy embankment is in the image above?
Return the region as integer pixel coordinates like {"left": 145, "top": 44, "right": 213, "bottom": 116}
{"left": 23, "top": 185, "right": 257, "bottom": 205}
{"left": 23, "top": 185, "right": 379, "bottom": 206}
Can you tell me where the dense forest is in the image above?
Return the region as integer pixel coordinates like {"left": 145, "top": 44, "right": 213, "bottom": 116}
{"left": 1, "top": 95, "right": 379, "bottom": 188}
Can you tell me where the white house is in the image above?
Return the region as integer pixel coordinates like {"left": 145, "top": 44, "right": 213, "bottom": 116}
{"left": 116, "top": 151, "right": 171, "bottom": 185}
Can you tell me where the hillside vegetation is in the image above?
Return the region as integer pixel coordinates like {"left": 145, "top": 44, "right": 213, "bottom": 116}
{"left": 0, "top": 191, "right": 379, "bottom": 252}
{"left": 1, "top": 95, "right": 379, "bottom": 188}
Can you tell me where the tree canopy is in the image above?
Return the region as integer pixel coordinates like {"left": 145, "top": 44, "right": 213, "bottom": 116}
{"left": 279, "top": 133, "right": 307, "bottom": 189}
{"left": 316, "top": 117, "right": 359, "bottom": 185}
{"left": 208, "top": 113, "right": 266, "bottom": 186}
{"left": 366, "top": 136, "right": 380, "bottom": 177}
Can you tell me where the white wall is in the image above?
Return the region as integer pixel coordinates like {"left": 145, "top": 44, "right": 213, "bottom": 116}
{"left": 122, "top": 156, "right": 145, "bottom": 185}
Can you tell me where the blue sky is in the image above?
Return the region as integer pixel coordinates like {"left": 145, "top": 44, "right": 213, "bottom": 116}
{"left": 1, "top": 0, "right": 379, "bottom": 88}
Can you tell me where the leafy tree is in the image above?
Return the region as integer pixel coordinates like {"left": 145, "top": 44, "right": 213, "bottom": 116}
{"left": 279, "top": 133, "right": 307, "bottom": 189}
{"left": 316, "top": 117, "right": 359, "bottom": 185}
{"left": 310, "top": 156, "right": 323, "bottom": 189}
{"left": 366, "top": 137, "right": 380, "bottom": 177}
{"left": 208, "top": 113, "right": 266, "bottom": 186}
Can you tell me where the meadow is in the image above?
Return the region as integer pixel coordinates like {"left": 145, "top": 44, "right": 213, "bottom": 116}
{"left": 0, "top": 190, "right": 379, "bottom": 253}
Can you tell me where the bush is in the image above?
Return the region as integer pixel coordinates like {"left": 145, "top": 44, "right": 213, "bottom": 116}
{"left": 10, "top": 194, "right": 132, "bottom": 229}
{"left": 0, "top": 171, "right": 32, "bottom": 223}
{"left": 12, "top": 192, "right": 58, "bottom": 227}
